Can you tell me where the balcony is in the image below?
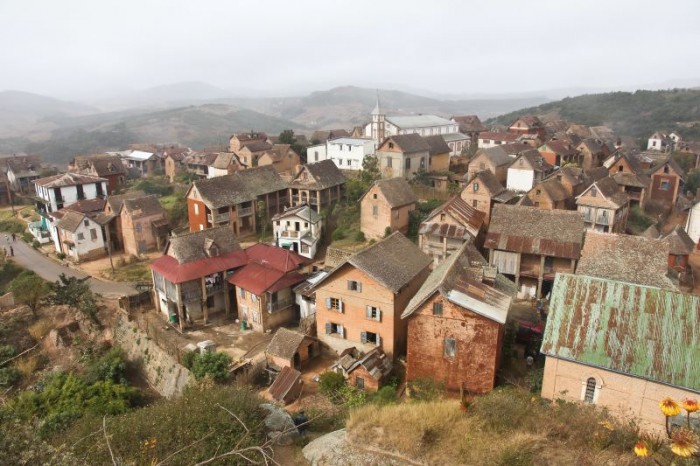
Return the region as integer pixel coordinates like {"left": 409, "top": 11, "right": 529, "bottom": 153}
{"left": 596, "top": 214, "right": 610, "bottom": 226}
{"left": 182, "top": 290, "right": 202, "bottom": 303}
{"left": 238, "top": 206, "right": 253, "bottom": 217}
{"left": 280, "top": 230, "right": 300, "bottom": 238}
{"left": 267, "top": 296, "right": 295, "bottom": 313}
{"left": 205, "top": 282, "right": 224, "bottom": 296}
{"left": 207, "top": 211, "right": 230, "bottom": 224}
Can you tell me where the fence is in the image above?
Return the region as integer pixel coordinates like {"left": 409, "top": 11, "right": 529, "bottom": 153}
{"left": 118, "top": 290, "right": 153, "bottom": 313}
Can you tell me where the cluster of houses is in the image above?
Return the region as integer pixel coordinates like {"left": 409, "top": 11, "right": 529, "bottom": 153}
{"left": 1, "top": 97, "right": 697, "bottom": 435}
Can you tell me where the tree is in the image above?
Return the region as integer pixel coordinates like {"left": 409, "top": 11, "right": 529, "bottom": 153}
{"left": 190, "top": 351, "right": 232, "bottom": 383}
{"left": 278, "top": 129, "right": 307, "bottom": 163}
{"left": 47, "top": 274, "right": 99, "bottom": 323}
{"left": 8, "top": 271, "right": 49, "bottom": 315}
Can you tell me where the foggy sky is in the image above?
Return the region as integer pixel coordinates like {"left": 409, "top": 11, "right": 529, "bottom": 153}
{"left": 2, "top": 0, "right": 700, "bottom": 99}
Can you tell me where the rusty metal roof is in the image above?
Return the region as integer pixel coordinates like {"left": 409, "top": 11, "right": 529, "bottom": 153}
{"left": 541, "top": 273, "right": 700, "bottom": 393}
{"left": 268, "top": 366, "right": 301, "bottom": 402}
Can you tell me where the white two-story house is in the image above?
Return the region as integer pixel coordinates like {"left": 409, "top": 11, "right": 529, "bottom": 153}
{"left": 34, "top": 172, "right": 108, "bottom": 214}
{"left": 307, "top": 137, "right": 377, "bottom": 170}
{"left": 272, "top": 204, "right": 323, "bottom": 259}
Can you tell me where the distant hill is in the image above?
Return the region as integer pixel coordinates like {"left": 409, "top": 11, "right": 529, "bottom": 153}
{"left": 93, "top": 81, "right": 235, "bottom": 110}
{"left": 221, "top": 85, "right": 551, "bottom": 129}
{"left": 488, "top": 89, "right": 700, "bottom": 140}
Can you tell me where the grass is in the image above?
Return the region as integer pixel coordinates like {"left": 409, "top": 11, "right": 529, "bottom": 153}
{"left": 346, "top": 387, "right": 641, "bottom": 466}
{"left": 626, "top": 206, "right": 656, "bottom": 235}
{"left": 103, "top": 261, "right": 151, "bottom": 282}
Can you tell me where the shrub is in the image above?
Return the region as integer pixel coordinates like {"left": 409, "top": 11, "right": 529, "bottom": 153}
{"left": 373, "top": 384, "right": 398, "bottom": 406}
{"left": 0, "top": 367, "right": 20, "bottom": 387}
{"left": 31, "top": 240, "right": 40, "bottom": 249}
{"left": 9, "top": 271, "right": 50, "bottom": 315}
{"left": 384, "top": 226, "right": 392, "bottom": 237}
{"left": 0, "top": 345, "right": 16, "bottom": 360}
{"left": 190, "top": 351, "right": 231, "bottom": 383}
{"left": 331, "top": 228, "right": 346, "bottom": 241}
{"left": 354, "top": 231, "right": 366, "bottom": 242}
{"left": 28, "top": 319, "right": 52, "bottom": 341}
{"left": 85, "top": 346, "right": 129, "bottom": 385}
{"left": 318, "top": 371, "right": 346, "bottom": 400}
{"left": 15, "top": 354, "right": 41, "bottom": 377}
{"left": 339, "top": 385, "right": 368, "bottom": 409}
{"left": 181, "top": 349, "right": 198, "bottom": 370}
{"left": 407, "top": 378, "right": 445, "bottom": 402}
{"left": 56, "top": 252, "right": 66, "bottom": 260}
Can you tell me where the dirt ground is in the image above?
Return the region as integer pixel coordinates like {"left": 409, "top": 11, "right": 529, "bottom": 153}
{"left": 75, "top": 251, "right": 161, "bottom": 280}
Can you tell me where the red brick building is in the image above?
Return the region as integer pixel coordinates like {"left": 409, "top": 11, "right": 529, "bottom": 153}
{"left": 402, "top": 242, "right": 512, "bottom": 394}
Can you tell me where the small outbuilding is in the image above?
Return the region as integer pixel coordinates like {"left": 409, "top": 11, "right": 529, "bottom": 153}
{"left": 268, "top": 366, "right": 303, "bottom": 404}
{"left": 265, "top": 327, "right": 319, "bottom": 371}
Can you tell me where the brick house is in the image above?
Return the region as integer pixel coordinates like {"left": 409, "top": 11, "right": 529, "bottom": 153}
{"left": 519, "top": 179, "right": 571, "bottom": 210}
{"left": 663, "top": 226, "right": 695, "bottom": 272}
{"left": 187, "top": 165, "right": 289, "bottom": 236}
{"left": 459, "top": 170, "right": 517, "bottom": 225}
{"left": 360, "top": 178, "right": 417, "bottom": 240}
{"left": 119, "top": 195, "right": 169, "bottom": 256}
{"left": 451, "top": 115, "right": 487, "bottom": 149}
{"left": 312, "top": 232, "right": 431, "bottom": 358}
{"left": 207, "top": 153, "right": 245, "bottom": 178}
{"left": 402, "top": 242, "right": 512, "bottom": 394}
{"left": 342, "top": 347, "right": 393, "bottom": 392}
{"left": 229, "top": 131, "right": 268, "bottom": 154}
{"left": 164, "top": 152, "right": 187, "bottom": 182}
{"left": 418, "top": 195, "right": 485, "bottom": 266}
{"left": 288, "top": 160, "right": 345, "bottom": 213}
{"left": 477, "top": 131, "right": 518, "bottom": 149}
{"left": 466, "top": 146, "right": 512, "bottom": 185}
{"left": 576, "top": 138, "right": 610, "bottom": 170}
{"left": 95, "top": 190, "right": 147, "bottom": 253}
{"left": 607, "top": 153, "right": 651, "bottom": 208}
{"left": 424, "top": 135, "right": 451, "bottom": 172}
{"left": 541, "top": 273, "right": 700, "bottom": 434}
{"left": 265, "top": 327, "right": 319, "bottom": 371}
{"left": 257, "top": 144, "right": 301, "bottom": 174}
{"left": 537, "top": 140, "right": 579, "bottom": 167}
{"left": 181, "top": 152, "right": 218, "bottom": 179}
{"left": 228, "top": 244, "right": 308, "bottom": 333}
{"left": 485, "top": 205, "right": 585, "bottom": 298}
{"left": 576, "top": 176, "right": 629, "bottom": 233}
{"left": 150, "top": 227, "right": 247, "bottom": 330}
{"left": 647, "top": 156, "right": 685, "bottom": 208}
{"left": 237, "top": 141, "right": 273, "bottom": 168}
{"left": 69, "top": 154, "right": 126, "bottom": 195}
{"left": 375, "top": 134, "right": 430, "bottom": 180}
{"left": 509, "top": 115, "right": 546, "bottom": 140}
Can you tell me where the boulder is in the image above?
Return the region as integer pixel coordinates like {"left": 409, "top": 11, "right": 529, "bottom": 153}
{"left": 259, "top": 403, "right": 298, "bottom": 445}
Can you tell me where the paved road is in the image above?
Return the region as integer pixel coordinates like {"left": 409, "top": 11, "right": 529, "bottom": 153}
{"left": 5, "top": 237, "right": 137, "bottom": 298}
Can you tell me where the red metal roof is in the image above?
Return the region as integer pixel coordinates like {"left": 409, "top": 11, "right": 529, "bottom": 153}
{"left": 228, "top": 262, "right": 305, "bottom": 295}
{"left": 149, "top": 250, "right": 248, "bottom": 284}
{"left": 243, "top": 243, "right": 308, "bottom": 273}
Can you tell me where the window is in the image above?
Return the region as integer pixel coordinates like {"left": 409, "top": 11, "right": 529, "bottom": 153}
{"left": 325, "top": 322, "right": 344, "bottom": 338}
{"left": 387, "top": 157, "right": 392, "bottom": 168}
{"left": 473, "top": 182, "right": 479, "bottom": 192}
{"left": 652, "top": 141, "right": 657, "bottom": 147}
{"left": 77, "top": 233, "right": 85, "bottom": 241}
{"left": 394, "top": 210, "right": 399, "bottom": 219}
{"left": 347, "top": 159, "right": 351, "bottom": 166}
{"left": 326, "top": 297, "right": 343, "bottom": 311}
{"left": 590, "top": 187, "right": 597, "bottom": 197}
{"left": 405, "top": 158, "right": 411, "bottom": 170}
{"left": 433, "top": 302, "right": 443, "bottom": 316}
{"left": 660, "top": 180, "right": 671, "bottom": 190}
{"left": 339, "top": 145, "right": 343, "bottom": 151}
{"left": 90, "top": 228, "right": 97, "bottom": 240}
{"left": 372, "top": 205, "right": 378, "bottom": 216}
{"left": 388, "top": 142, "right": 394, "bottom": 149}
{"left": 536, "top": 189, "right": 541, "bottom": 195}
{"left": 84, "top": 219, "right": 89, "bottom": 227}
{"left": 440, "top": 213, "right": 446, "bottom": 221}
{"left": 584, "top": 377, "right": 597, "bottom": 403}
{"left": 365, "top": 306, "right": 381, "bottom": 321}
{"left": 239, "top": 288, "right": 246, "bottom": 299}
{"left": 251, "top": 294, "right": 257, "bottom": 303}
{"left": 135, "top": 223, "right": 142, "bottom": 233}
{"left": 618, "top": 165, "right": 623, "bottom": 172}
{"left": 472, "top": 200, "right": 478, "bottom": 208}
{"left": 194, "top": 203, "right": 199, "bottom": 215}
{"left": 420, "top": 158, "right": 425, "bottom": 169}
{"left": 314, "top": 151, "right": 319, "bottom": 162}
{"left": 479, "top": 162, "right": 485, "bottom": 170}
{"left": 355, "top": 376, "right": 364, "bottom": 389}
{"left": 361, "top": 331, "right": 380, "bottom": 345}
{"left": 444, "top": 338, "right": 456, "bottom": 358}
{"left": 372, "top": 193, "right": 377, "bottom": 199}
{"left": 347, "top": 280, "right": 362, "bottom": 292}
{"left": 663, "top": 165, "right": 669, "bottom": 174}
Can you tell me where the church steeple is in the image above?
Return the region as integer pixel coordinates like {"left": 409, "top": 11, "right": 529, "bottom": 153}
{"left": 371, "top": 90, "right": 385, "bottom": 144}
{"left": 371, "top": 90, "right": 381, "bottom": 115}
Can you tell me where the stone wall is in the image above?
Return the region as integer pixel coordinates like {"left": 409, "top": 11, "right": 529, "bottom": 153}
{"left": 113, "top": 313, "right": 190, "bottom": 398}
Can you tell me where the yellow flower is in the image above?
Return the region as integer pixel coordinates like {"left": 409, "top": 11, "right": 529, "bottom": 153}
{"left": 633, "top": 440, "right": 650, "bottom": 458}
{"left": 670, "top": 428, "right": 698, "bottom": 458}
{"left": 598, "top": 420, "right": 614, "bottom": 431}
{"left": 682, "top": 398, "right": 699, "bottom": 413}
{"left": 659, "top": 397, "right": 681, "bottom": 417}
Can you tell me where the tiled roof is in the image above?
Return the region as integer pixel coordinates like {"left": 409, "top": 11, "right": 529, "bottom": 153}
{"left": 577, "top": 176, "right": 629, "bottom": 209}
{"left": 243, "top": 243, "right": 308, "bottom": 273}
{"left": 240, "top": 140, "right": 273, "bottom": 153}
{"left": 451, "top": 115, "right": 487, "bottom": 133}
{"left": 402, "top": 242, "right": 511, "bottom": 322}
{"left": 228, "top": 262, "right": 305, "bottom": 295}
{"left": 211, "top": 152, "right": 237, "bottom": 170}
{"left": 346, "top": 347, "right": 392, "bottom": 380}
{"left": 485, "top": 205, "right": 584, "bottom": 259}
{"left": 88, "top": 156, "right": 126, "bottom": 176}
{"left": 166, "top": 227, "right": 242, "bottom": 264}
{"left": 55, "top": 210, "right": 86, "bottom": 232}
{"left": 311, "top": 129, "right": 349, "bottom": 143}
{"left": 419, "top": 196, "right": 485, "bottom": 240}
{"left": 272, "top": 204, "right": 321, "bottom": 223}
{"left": 540, "top": 140, "right": 577, "bottom": 157}
{"left": 463, "top": 170, "right": 506, "bottom": 196}
{"left": 266, "top": 328, "right": 308, "bottom": 360}
{"left": 541, "top": 273, "right": 700, "bottom": 392}
{"left": 474, "top": 146, "right": 512, "bottom": 167}
{"left": 612, "top": 172, "right": 651, "bottom": 189}
{"left": 361, "top": 178, "right": 416, "bottom": 208}
{"left": 386, "top": 114, "right": 454, "bottom": 129}
{"left": 538, "top": 179, "right": 571, "bottom": 202}
{"left": 330, "top": 232, "right": 430, "bottom": 294}
{"left": 289, "top": 160, "right": 345, "bottom": 191}
{"left": 380, "top": 134, "right": 430, "bottom": 153}
{"left": 105, "top": 191, "right": 147, "bottom": 213}
{"left": 511, "top": 149, "right": 553, "bottom": 173}
{"left": 512, "top": 115, "right": 543, "bottom": 128}
{"left": 66, "top": 198, "right": 106, "bottom": 214}
{"left": 576, "top": 231, "right": 675, "bottom": 290}
{"left": 193, "top": 165, "right": 288, "bottom": 209}
{"left": 479, "top": 132, "right": 518, "bottom": 143}
{"left": 663, "top": 226, "right": 696, "bottom": 256}
{"left": 34, "top": 172, "right": 106, "bottom": 188}
{"left": 122, "top": 195, "right": 165, "bottom": 219}
{"left": 423, "top": 135, "right": 451, "bottom": 155}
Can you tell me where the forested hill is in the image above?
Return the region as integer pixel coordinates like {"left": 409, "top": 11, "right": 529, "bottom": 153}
{"left": 488, "top": 89, "right": 700, "bottom": 140}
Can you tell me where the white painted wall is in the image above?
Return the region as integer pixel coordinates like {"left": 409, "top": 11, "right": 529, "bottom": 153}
{"left": 307, "top": 144, "right": 327, "bottom": 164}
{"left": 507, "top": 167, "right": 535, "bottom": 192}
{"left": 35, "top": 181, "right": 108, "bottom": 212}
{"left": 273, "top": 213, "right": 323, "bottom": 259}
{"left": 685, "top": 202, "right": 700, "bottom": 245}
{"left": 61, "top": 216, "right": 105, "bottom": 260}
{"left": 207, "top": 166, "right": 228, "bottom": 178}
{"left": 326, "top": 139, "right": 376, "bottom": 170}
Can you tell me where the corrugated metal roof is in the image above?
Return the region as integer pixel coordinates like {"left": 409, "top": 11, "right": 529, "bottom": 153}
{"left": 541, "top": 273, "right": 700, "bottom": 392}
{"left": 269, "top": 366, "right": 301, "bottom": 401}
{"left": 386, "top": 114, "right": 454, "bottom": 129}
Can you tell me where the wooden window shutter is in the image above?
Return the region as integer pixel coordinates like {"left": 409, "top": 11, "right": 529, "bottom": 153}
{"left": 357, "top": 282, "right": 362, "bottom": 292}
{"left": 361, "top": 331, "right": 367, "bottom": 344}
{"left": 325, "top": 297, "right": 332, "bottom": 310}
{"left": 376, "top": 309, "right": 382, "bottom": 322}
{"left": 325, "top": 323, "right": 332, "bottom": 334}
{"left": 347, "top": 281, "right": 352, "bottom": 290}
{"left": 376, "top": 334, "right": 382, "bottom": 347}
{"left": 339, "top": 325, "right": 345, "bottom": 338}
{"left": 339, "top": 300, "right": 344, "bottom": 313}
{"left": 366, "top": 306, "right": 372, "bottom": 319}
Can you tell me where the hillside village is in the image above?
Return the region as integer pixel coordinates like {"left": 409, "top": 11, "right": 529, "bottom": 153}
{"left": 0, "top": 95, "right": 699, "bottom": 464}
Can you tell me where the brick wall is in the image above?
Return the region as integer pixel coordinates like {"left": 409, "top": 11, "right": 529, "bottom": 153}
{"left": 187, "top": 198, "right": 208, "bottom": 232}
{"left": 405, "top": 292, "right": 502, "bottom": 393}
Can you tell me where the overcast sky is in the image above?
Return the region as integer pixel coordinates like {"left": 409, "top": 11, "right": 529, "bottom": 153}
{"left": 1, "top": 0, "right": 699, "bottom": 100}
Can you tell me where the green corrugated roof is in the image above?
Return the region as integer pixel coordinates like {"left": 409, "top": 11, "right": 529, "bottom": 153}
{"left": 541, "top": 273, "right": 700, "bottom": 392}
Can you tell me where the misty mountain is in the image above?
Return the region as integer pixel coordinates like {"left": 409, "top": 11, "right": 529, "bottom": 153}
{"left": 92, "top": 81, "right": 236, "bottom": 111}
{"left": 0, "top": 90, "right": 97, "bottom": 117}
{"left": 488, "top": 88, "right": 700, "bottom": 140}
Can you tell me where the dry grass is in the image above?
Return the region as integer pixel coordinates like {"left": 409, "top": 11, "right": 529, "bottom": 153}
{"left": 347, "top": 387, "right": 641, "bottom": 466}
{"left": 15, "top": 354, "right": 41, "bottom": 377}
{"left": 28, "top": 318, "right": 52, "bottom": 341}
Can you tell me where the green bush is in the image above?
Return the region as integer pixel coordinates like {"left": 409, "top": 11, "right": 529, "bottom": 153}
{"left": 85, "top": 346, "right": 129, "bottom": 385}
{"left": 0, "top": 219, "right": 26, "bottom": 234}
{"left": 331, "top": 228, "right": 346, "bottom": 241}
{"left": 181, "top": 349, "right": 198, "bottom": 370}
{"left": 407, "top": 378, "right": 445, "bottom": 402}
{"left": 384, "top": 226, "right": 392, "bottom": 237}
{"left": 131, "top": 178, "right": 173, "bottom": 197}
{"left": 0, "top": 367, "right": 20, "bottom": 387}
{"left": 56, "top": 252, "right": 66, "bottom": 260}
{"left": 318, "top": 371, "right": 346, "bottom": 400}
{"left": 190, "top": 351, "right": 231, "bottom": 383}
{"left": 0, "top": 345, "right": 16, "bottom": 360}
{"left": 372, "top": 384, "right": 398, "bottom": 406}
{"left": 354, "top": 231, "right": 366, "bottom": 242}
